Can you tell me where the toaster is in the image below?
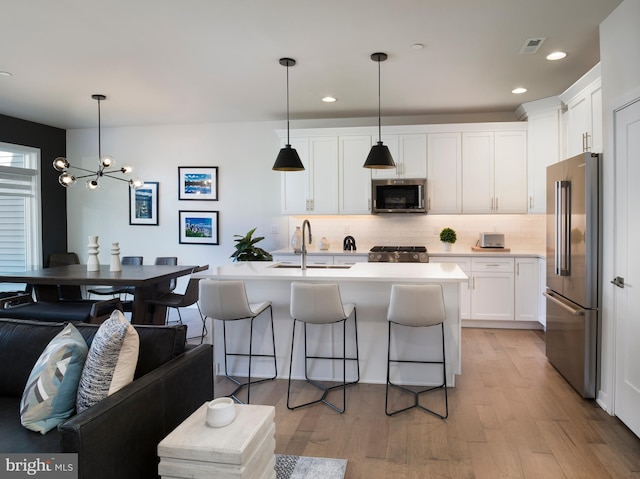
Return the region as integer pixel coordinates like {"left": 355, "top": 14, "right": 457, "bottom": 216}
{"left": 479, "top": 232, "right": 505, "bottom": 248}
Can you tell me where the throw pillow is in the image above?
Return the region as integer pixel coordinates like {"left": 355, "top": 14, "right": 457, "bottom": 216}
{"left": 76, "top": 310, "right": 139, "bottom": 413}
{"left": 20, "top": 323, "right": 88, "bottom": 434}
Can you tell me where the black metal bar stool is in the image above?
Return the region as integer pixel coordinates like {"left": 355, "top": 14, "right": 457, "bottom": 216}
{"left": 385, "top": 283, "right": 448, "bottom": 419}
{"left": 287, "top": 282, "right": 359, "bottom": 413}
{"left": 199, "top": 279, "right": 276, "bottom": 404}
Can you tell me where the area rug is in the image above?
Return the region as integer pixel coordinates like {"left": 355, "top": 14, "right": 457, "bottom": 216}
{"left": 275, "top": 454, "right": 347, "bottom": 479}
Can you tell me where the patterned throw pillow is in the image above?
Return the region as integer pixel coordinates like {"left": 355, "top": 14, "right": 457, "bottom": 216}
{"left": 76, "top": 310, "right": 139, "bottom": 413}
{"left": 20, "top": 323, "right": 88, "bottom": 434}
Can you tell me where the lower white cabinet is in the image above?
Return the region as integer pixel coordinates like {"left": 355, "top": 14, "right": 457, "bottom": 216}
{"left": 433, "top": 255, "right": 541, "bottom": 324}
{"left": 272, "top": 253, "right": 367, "bottom": 266}
{"left": 469, "top": 258, "right": 514, "bottom": 321}
{"left": 515, "top": 257, "right": 539, "bottom": 321}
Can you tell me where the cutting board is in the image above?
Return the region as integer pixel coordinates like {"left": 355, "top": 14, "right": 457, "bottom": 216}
{"left": 471, "top": 246, "right": 511, "bottom": 252}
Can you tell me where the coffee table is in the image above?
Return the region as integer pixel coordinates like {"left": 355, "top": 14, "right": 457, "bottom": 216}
{"left": 157, "top": 402, "right": 276, "bottom": 479}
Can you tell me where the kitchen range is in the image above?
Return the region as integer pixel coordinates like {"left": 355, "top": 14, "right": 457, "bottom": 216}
{"left": 368, "top": 246, "right": 429, "bottom": 263}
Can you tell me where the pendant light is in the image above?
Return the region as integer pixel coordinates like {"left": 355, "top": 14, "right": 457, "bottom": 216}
{"left": 363, "top": 52, "right": 396, "bottom": 169}
{"left": 273, "top": 58, "right": 305, "bottom": 171}
{"left": 53, "top": 94, "right": 142, "bottom": 189}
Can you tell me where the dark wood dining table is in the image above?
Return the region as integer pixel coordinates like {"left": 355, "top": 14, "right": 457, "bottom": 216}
{"left": 0, "top": 264, "right": 195, "bottom": 325}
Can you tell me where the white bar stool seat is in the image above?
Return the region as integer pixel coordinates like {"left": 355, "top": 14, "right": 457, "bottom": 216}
{"left": 288, "top": 282, "right": 359, "bottom": 413}
{"left": 199, "top": 279, "right": 277, "bottom": 404}
{"left": 385, "top": 283, "right": 448, "bottom": 418}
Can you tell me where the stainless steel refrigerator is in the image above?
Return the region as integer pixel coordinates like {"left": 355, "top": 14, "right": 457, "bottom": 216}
{"left": 545, "top": 152, "right": 601, "bottom": 398}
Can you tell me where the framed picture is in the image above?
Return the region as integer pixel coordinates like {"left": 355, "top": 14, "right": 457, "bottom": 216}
{"left": 129, "top": 182, "right": 159, "bottom": 225}
{"left": 179, "top": 210, "right": 219, "bottom": 245}
{"left": 178, "top": 166, "right": 218, "bottom": 200}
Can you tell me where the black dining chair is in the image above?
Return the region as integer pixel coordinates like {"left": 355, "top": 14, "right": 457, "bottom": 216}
{"left": 87, "top": 256, "right": 144, "bottom": 299}
{"left": 145, "top": 265, "right": 209, "bottom": 342}
{"left": 154, "top": 257, "right": 178, "bottom": 292}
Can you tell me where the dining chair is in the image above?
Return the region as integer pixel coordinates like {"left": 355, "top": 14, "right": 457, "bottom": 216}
{"left": 154, "top": 257, "right": 178, "bottom": 292}
{"left": 145, "top": 265, "right": 209, "bottom": 342}
{"left": 87, "top": 256, "right": 144, "bottom": 299}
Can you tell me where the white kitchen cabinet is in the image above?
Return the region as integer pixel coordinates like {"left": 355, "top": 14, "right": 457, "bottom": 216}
{"left": 564, "top": 77, "right": 602, "bottom": 158}
{"left": 469, "top": 258, "right": 515, "bottom": 321}
{"left": 461, "top": 132, "right": 494, "bottom": 213}
{"left": 339, "top": 136, "right": 372, "bottom": 214}
{"left": 371, "top": 134, "right": 427, "bottom": 179}
{"left": 494, "top": 130, "right": 528, "bottom": 214}
{"left": 519, "top": 98, "right": 562, "bottom": 214}
{"left": 333, "top": 255, "right": 368, "bottom": 265}
{"left": 515, "top": 257, "right": 539, "bottom": 321}
{"left": 427, "top": 133, "right": 462, "bottom": 214}
{"left": 433, "top": 256, "right": 470, "bottom": 319}
{"left": 462, "top": 131, "right": 527, "bottom": 214}
{"left": 280, "top": 136, "right": 339, "bottom": 215}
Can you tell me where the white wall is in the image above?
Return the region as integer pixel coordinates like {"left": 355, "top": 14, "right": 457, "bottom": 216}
{"left": 65, "top": 121, "right": 288, "bottom": 279}
{"left": 599, "top": 0, "right": 640, "bottom": 412}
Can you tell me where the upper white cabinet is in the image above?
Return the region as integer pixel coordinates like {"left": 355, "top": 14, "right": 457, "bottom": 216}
{"left": 517, "top": 97, "right": 562, "bottom": 214}
{"left": 560, "top": 64, "right": 602, "bottom": 158}
{"left": 280, "top": 136, "right": 339, "bottom": 215}
{"left": 461, "top": 132, "right": 494, "bottom": 213}
{"left": 371, "top": 134, "right": 427, "bottom": 179}
{"left": 427, "top": 133, "right": 462, "bottom": 214}
{"left": 339, "top": 136, "right": 372, "bottom": 214}
{"left": 461, "top": 130, "right": 527, "bottom": 214}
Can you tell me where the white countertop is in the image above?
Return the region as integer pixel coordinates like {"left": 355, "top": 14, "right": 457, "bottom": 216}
{"left": 272, "top": 246, "right": 544, "bottom": 259}
{"left": 199, "top": 261, "right": 468, "bottom": 283}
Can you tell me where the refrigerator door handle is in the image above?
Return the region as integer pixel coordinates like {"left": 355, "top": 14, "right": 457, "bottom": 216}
{"left": 543, "top": 291, "right": 584, "bottom": 316}
{"left": 560, "top": 180, "right": 571, "bottom": 276}
{"left": 555, "top": 181, "right": 562, "bottom": 276}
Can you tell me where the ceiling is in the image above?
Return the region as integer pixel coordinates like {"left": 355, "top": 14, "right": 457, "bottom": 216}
{"left": 0, "top": 0, "right": 622, "bottom": 130}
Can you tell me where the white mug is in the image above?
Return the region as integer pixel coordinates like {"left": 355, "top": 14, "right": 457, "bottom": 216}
{"left": 205, "top": 398, "right": 236, "bottom": 428}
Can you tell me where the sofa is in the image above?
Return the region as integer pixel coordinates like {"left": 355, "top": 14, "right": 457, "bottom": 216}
{"left": 0, "top": 318, "right": 213, "bottom": 479}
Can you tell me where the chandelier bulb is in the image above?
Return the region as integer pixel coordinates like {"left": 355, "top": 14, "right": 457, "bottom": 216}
{"left": 101, "top": 155, "right": 114, "bottom": 168}
{"left": 86, "top": 179, "right": 100, "bottom": 190}
{"left": 129, "top": 177, "right": 143, "bottom": 189}
{"left": 53, "top": 157, "right": 69, "bottom": 172}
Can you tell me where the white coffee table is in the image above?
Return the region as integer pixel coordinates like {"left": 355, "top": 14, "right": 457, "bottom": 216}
{"left": 158, "top": 402, "right": 276, "bottom": 479}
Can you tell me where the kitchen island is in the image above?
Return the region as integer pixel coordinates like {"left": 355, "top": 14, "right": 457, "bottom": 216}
{"left": 197, "top": 261, "right": 467, "bottom": 386}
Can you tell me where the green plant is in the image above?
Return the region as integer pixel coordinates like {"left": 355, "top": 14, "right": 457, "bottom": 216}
{"left": 439, "top": 227, "right": 457, "bottom": 244}
{"left": 230, "top": 228, "right": 273, "bottom": 262}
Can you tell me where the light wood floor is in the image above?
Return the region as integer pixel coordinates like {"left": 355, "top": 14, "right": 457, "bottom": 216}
{"left": 211, "top": 328, "right": 640, "bottom": 479}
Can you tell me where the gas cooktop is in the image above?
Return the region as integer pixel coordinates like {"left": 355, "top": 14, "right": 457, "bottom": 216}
{"left": 368, "top": 246, "right": 429, "bottom": 263}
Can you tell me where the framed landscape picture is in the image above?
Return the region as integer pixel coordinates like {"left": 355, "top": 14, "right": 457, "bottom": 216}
{"left": 178, "top": 166, "right": 218, "bottom": 200}
{"left": 129, "top": 182, "right": 159, "bottom": 225}
{"left": 179, "top": 210, "right": 219, "bottom": 245}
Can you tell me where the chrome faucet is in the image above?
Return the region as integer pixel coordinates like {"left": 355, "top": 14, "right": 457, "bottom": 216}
{"left": 301, "top": 219, "right": 313, "bottom": 270}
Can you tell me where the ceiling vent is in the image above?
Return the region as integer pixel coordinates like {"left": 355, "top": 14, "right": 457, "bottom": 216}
{"left": 519, "top": 37, "right": 546, "bottom": 54}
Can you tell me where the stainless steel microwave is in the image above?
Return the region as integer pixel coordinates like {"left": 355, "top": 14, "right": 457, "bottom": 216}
{"left": 371, "top": 178, "right": 427, "bottom": 214}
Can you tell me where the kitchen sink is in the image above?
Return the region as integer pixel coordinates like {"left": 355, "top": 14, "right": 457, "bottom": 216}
{"left": 270, "top": 264, "right": 353, "bottom": 269}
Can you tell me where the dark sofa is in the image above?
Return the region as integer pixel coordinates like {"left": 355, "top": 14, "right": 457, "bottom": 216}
{"left": 0, "top": 318, "right": 213, "bottom": 479}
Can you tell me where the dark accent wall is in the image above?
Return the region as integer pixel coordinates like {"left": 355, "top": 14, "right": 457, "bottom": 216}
{"left": 0, "top": 113, "right": 67, "bottom": 264}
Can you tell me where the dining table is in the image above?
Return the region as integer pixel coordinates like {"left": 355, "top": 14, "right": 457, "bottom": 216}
{"left": 0, "top": 263, "right": 196, "bottom": 325}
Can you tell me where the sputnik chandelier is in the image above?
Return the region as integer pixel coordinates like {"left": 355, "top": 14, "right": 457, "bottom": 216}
{"left": 53, "top": 94, "right": 142, "bottom": 190}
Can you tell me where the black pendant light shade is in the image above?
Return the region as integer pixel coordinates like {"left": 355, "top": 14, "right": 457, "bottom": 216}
{"left": 273, "top": 144, "right": 304, "bottom": 171}
{"left": 364, "top": 52, "right": 396, "bottom": 169}
{"left": 364, "top": 141, "right": 395, "bottom": 169}
{"left": 273, "top": 58, "right": 304, "bottom": 171}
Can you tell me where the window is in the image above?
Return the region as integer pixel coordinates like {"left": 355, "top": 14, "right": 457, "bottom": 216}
{"left": 0, "top": 142, "right": 42, "bottom": 291}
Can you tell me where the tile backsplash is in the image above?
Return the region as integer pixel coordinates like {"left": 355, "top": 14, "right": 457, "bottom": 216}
{"left": 287, "top": 214, "right": 545, "bottom": 252}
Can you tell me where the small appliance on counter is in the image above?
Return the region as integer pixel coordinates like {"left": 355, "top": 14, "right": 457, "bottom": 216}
{"left": 343, "top": 236, "right": 357, "bottom": 251}
{"left": 478, "top": 232, "right": 505, "bottom": 248}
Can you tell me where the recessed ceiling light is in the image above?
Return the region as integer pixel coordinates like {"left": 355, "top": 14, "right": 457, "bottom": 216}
{"left": 411, "top": 43, "right": 424, "bottom": 50}
{"left": 322, "top": 96, "right": 337, "bottom": 103}
{"left": 546, "top": 51, "right": 567, "bottom": 61}
{"left": 512, "top": 87, "right": 527, "bottom": 94}
{"left": 0, "top": 71, "right": 12, "bottom": 77}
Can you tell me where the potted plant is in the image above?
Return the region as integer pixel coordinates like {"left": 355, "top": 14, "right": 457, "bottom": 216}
{"left": 439, "top": 227, "right": 457, "bottom": 251}
{"left": 230, "top": 228, "right": 273, "bottom": 262}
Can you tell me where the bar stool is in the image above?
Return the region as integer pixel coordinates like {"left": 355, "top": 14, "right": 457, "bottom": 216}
{"left": 198, "top": 279, "right": 276, "bottom": 404}
{"left": 288, "top": 282, "right": 359, "bottom": 413}
{"left": 385, "top": 284, "right": 448, "bottom": 419}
